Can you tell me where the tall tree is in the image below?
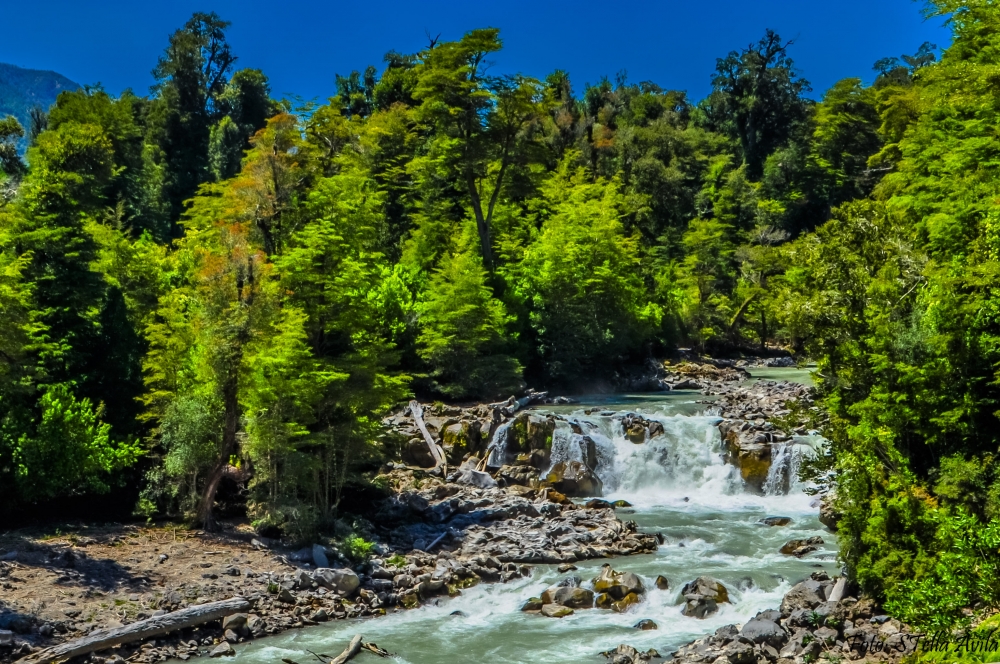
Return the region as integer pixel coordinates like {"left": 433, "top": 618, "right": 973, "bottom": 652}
{"left": 148, "top": 12, "right": 237, "bottom": 231}
{"left": 703, "top": 30, "right": 812, "bottom": 180}
{"left": 412, "top": 29, "right": 546, "bottom": 269}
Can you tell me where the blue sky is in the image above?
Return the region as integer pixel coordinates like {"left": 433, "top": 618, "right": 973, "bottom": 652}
{"left": 2, "top": 0, "right": 950, "bottom": 103}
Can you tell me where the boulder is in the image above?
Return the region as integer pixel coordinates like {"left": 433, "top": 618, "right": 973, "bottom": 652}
{"left": 545, "top": 460, "right": 603, "bottom": 497}
{"left": 527, "top": 415, "right": 556, "bottom": 451}
{"left": 313, "top": 567, "right": 360, "bottom": 595}
{"left": 401, "top": 438, "right": 436, "bottom": 468}
{"left": 634, "top": 619, "right": 658, "bottom": 630}
{"left": 819, "top": 494, "right": 840, "bottom": 531}
{"left": 681, "top": 576, "right": 730, "bottom": 603}
{"left": 680, "top": 576, "right": 730, "bottom": 619}
{"left": 442, "top": 420, "right": 482, "bottom": 463}
{"left": 724, "top": 641, "right": 756, "bottom": 664}
{"left": 456, "top": 467, "right": 497, "bottom": 489}
{"left": 541, "top": 585, "right": 595, "bottom": 609}
{"left": 496, "top": 464, "right": 539, "bottom": 488}
{"left": 723, "top": 436, "right": 772, "bottom": 494}
{"left": 611, "top": 592, "right": 642, "bottom": 613}
{"left": 739, "top": 619, "right": 786, "bottom": 647}
{"left": 520, "top": 597, "right": 543, "bottom": 612}
{"left": 593, "top": 565, "right": 645, "bottom": 600}
{"left": 312, "top": 544, "right": 329, "bottom": 568}
{"left": 779, "top": 536, "right": 823, "bottom": 557}
{"left": 654, "top": 575, "right": 670, "bottom": 590}
{"left": 222, "top": 614, "right": 248, "bottom": 632}
{"left": 601, "top": 644, "right": 661, "bottom": 664}
{"left": 759, "top": 516, "right": 792, "bottom": 526}
{"left": 541, "top": 604, "right": 574, "bottom": 618}
{"left": 210, "top": 643, "right": 234, "bottom": 658}
{"left": 682, "top": 595, "right": 718, "bottom": 619}
{"left": 619, "top": 413, "right": 665, "bottom": 444}
{"left": 780, "top": 579, "right": 825, "bottom": 615}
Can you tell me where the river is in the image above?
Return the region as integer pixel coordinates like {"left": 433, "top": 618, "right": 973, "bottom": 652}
{"left": 233, "top": 368, "right": 837, "bottom": 664}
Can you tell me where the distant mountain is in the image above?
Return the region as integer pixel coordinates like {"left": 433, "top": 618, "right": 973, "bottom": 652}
{"left": 0, "top": 62, "right": 80, "bottom": 149}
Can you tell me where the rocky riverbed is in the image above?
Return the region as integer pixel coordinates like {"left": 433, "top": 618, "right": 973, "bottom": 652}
{"left": 2, "top": 361, "right": 850, "bottom": 664}
{"left": 604, "top": 570, "right": 927, "bottom": 664}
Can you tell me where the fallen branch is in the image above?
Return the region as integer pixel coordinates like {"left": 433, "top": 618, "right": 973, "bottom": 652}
{"left": 409, "top": 401, "right": 446, "bottom": 474}
{"left": 330, "top": 634, "right": 363, "bottom": 664}
{"left": 361, "top": 642, "right": 392, "bottom": 657}
{"left": 19, "top": 597, "right": 251, "bottom": 664}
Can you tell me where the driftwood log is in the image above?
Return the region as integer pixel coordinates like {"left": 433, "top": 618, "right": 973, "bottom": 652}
{"left": 330, "top": 635, "right": 363, "bottom": 664}
{"left": 19, "top": 597, "right": 251, "bottom": 664}
{"left": 408, "top": 401, "right": 446, "bottom": 472}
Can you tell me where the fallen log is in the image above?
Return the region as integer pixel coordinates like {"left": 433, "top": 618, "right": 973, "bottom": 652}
{"left": 330, "top": 635, "right": 363, "bottom": 664}
{"left": 408, "top": 400, "right": 446, "bottom": 473}
{"left": 19, "top": 597, "right": 251, "bottom": 664}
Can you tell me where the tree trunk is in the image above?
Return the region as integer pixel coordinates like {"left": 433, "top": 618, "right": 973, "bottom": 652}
{"left": 760, "top": 309, "right": 768, "bottom": 354}
{"left": 196, "top": 373, "right": 240, "bottom": 531}
{"left": 466, "top": 171, "right": 494, "bottom": 270}
{"left": 19, "top": 598, "right": 251, "bottom": 664}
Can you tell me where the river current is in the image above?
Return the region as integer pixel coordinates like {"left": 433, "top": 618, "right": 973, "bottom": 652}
{"left": 233, "top": 369, "right": 837, "bottom": 664}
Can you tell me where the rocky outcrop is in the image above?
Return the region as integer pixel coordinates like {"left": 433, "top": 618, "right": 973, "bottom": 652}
{"left": 670, "top": 570, "right": 924, "bottom": 664}
{"left": 591, "top": 564, "right": 646, "bottom": 613}
{"left": 819, "top": 493, "right": 840, "bottom": 531}
{"left": 384, "top": 396, "right": 571, "bottom": 468}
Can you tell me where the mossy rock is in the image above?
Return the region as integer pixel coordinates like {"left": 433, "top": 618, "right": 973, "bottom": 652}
{"left": 611, "top": 592, "right": 641, "bottom": 613}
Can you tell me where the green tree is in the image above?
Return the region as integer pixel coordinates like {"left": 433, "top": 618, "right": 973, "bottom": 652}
{"left": 416, "top": 229, "right": 522, "bottom": 399}
{"left": 412, "top": 29, "right": 546, "bottom": 268}
{"left": 702, "top": 30, "right": 812, "bottom": 180}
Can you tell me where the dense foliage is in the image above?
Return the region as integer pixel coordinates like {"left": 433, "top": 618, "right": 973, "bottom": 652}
{"left": 3, "top": 3, "right": 1000, "bottom": 629}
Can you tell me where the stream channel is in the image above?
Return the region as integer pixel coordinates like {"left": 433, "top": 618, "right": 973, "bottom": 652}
{"left": 233, "top": 368, "right": 838, "bottom": 664}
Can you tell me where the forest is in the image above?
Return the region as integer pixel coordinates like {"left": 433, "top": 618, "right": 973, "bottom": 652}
{"left": 2, "top": 0, "right": 1000, "bottom": 631}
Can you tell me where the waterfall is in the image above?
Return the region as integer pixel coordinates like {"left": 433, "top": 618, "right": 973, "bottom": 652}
{"left": 542, "top": 409, "right": 742, "bottom": 503}
{"left": 487, "top": 421, "right": 512, "bottom": 467}
{"left": 762, "top": 440, "right": 814, "bottom": 496}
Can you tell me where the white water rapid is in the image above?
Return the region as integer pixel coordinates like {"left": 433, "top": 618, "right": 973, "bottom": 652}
{"left": 233, "top": 371, "right": 836, "bottom": 664}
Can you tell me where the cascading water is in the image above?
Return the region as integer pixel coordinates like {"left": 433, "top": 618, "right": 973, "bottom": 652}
{"left": 232, "top": 372, "right": 837, "bottom": 664}
{"left": 487, "top": 420, "right": 513, "bottom": 467}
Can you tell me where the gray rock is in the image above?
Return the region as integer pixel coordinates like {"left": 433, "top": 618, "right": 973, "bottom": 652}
{"left": 826, "top": 576, "right": 846, "bottom": 603}
{"left": 759, "top": 517, "right": 792, "bottom": 526}
{"left": 541, "top": 585, "right": 594, "bottom": 608}
{"left": 0, "top": 630, "right": 12, "bottom": 646}
{"left": 293, "top": 569, "right": 313, "bottom": 589}
{"left": 210, "top": 642, "right": 234, "bottom": 657}
{"left": 312, "top": 544, "right": 329, "bottom": 569}
{"left": 223, "top": 629, "right": 239, "bottom": 643}
{"left": 815, "top": 626, "right": 839, "bottom": 643}
{"left": 682, "top": 596, "right": 718, "bottom": 619}
{"left": 541, "top": 604, "right": 574, "bottom": 618}
{"left": 681, "top": 576, "right": 729, "bottom": 603}
{"left": 780, "top": 579, "right": 825, "bottom": 615}
{"left": 313, "top": 568, "right": 360, "bottom": 595}
{"left": 724, "top": 641, "right": 756, "bottom": 664}
{"left": 456, "top": 468, "right": 497, "bottom": 489}
{"left": 739, "top": 619, "right": 786, "bottom": 647}
{"left": 221, "top": 614, "right": 247, "bottom": 631}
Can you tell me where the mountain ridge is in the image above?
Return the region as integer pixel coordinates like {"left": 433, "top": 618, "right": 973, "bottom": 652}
{"left": 0, "top": 62, "right": 81, "bottom": 148}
